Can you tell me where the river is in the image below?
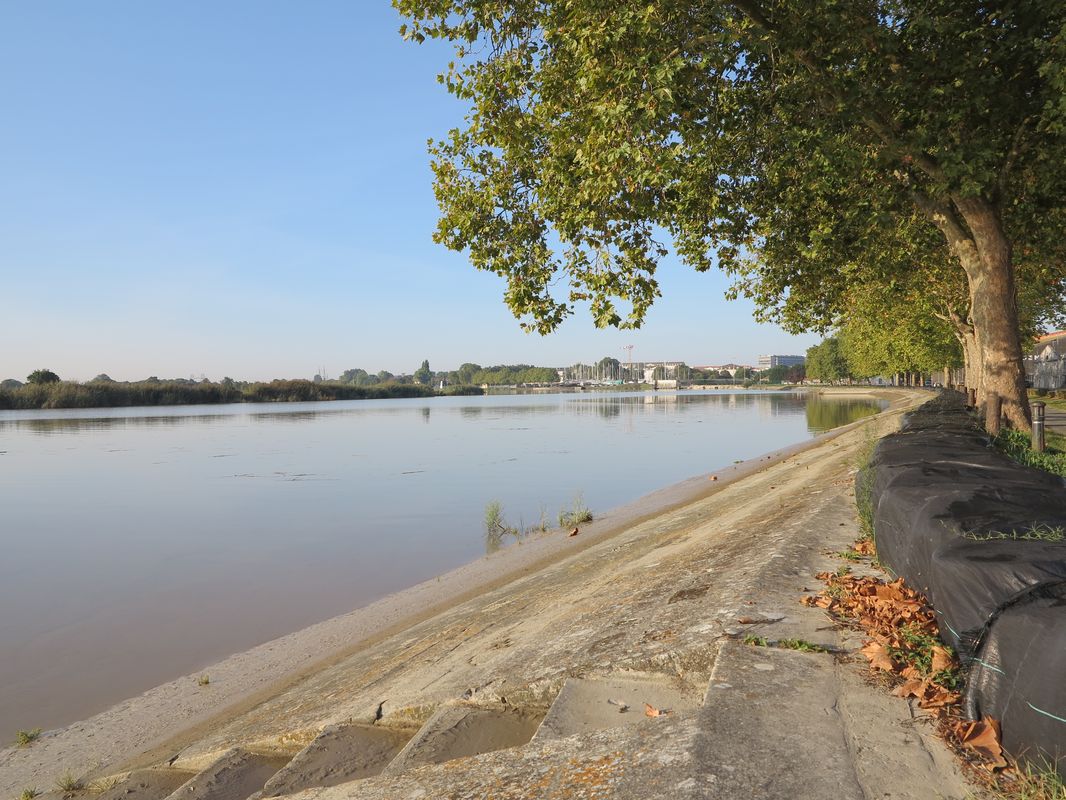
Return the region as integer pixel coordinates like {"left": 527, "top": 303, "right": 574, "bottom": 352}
{"left": 0, "top": 390, "right": 882, "bottom": 733}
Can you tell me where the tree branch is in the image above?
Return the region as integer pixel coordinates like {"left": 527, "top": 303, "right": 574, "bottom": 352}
{"left": 996, "top": 116, "right": 1032, "bottom": 204}
{"left": 728, "top": 0, "right": 946, "bottom": 183}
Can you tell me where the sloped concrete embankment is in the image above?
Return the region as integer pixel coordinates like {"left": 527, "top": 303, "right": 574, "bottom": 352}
{"left": 863, "top": 391, "right": 1066, "bottom": 772}
{"left": 4, "top": 390, "right": 972, "bottom": 800}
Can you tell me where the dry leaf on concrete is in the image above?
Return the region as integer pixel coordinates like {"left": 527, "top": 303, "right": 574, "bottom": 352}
{"left": 861, "top": 641, "right": 897, "bottom": 673}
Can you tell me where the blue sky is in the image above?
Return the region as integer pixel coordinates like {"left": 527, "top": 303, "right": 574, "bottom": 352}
{"left": 0, "top": 2, "right": 819, "bottom": 382}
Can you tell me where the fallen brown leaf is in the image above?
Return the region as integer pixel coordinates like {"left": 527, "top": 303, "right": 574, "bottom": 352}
{"left": 893, "top": 678, "right": 927, "bottom": 699}
{"left": 644, "top": 703, "right": 670, "bottom": 717}
{"left": 854, "top": 539, "right": 876, "bottom": 555}
{"left": 931, "top": 646, "right": 953, "bottom": 673}
{"left": 957, "top": 717, "right": 1008, "bottom": 769}
{"left": 861, "top": 641, "right": 898, "bottom": 673}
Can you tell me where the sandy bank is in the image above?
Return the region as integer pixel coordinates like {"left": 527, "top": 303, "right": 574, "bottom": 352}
{"left": 0, "top": 388, "right": 923, "bottom": 794}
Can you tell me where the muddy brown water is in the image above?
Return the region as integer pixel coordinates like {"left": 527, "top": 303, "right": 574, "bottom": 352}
{"left": 0, "top": 390, "right": 882, "bottom": 734}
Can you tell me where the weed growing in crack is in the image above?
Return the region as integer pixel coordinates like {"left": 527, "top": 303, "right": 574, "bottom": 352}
{"left": 777, "top": 638, "right": 831, "bottom": 653}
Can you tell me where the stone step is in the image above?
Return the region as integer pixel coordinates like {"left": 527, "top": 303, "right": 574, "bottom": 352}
{"left": 98, "top": 769, "right": 197, "bottom": 800}
{"left": 255, "top": 724, "right": 412, "bottom": 797}
{"left": 381, "top": 705, "right": 542, "bottom": 776}
{"left": 533, "top": 674, "right": 701, "bottom": 741}
{"left": 163, "top": 749, "right": 290, "bottom": 800}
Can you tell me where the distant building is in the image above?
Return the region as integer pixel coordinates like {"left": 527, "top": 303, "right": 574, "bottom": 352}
{"left": 1026, "top": 331, "right": 1066, "bottom": 389}
{"left": 695, "top": 363, "right": 752, "bottom": 377}
{"left": 758, "top": 354, "right": 806, "bottom": 369}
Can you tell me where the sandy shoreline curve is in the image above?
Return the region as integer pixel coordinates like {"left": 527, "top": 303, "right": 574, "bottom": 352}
{"left": 0, "top": 387, "right": 917, "bottom": 791}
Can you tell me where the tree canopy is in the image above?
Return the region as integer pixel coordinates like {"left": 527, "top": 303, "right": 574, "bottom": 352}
{"left": 414, "top": 359, "right": 434, "bottom": 385}
{"left": 26, "top": 369, "right": 60, "bottom": 384}
{"left": 806, "top": 338, "right": 850, "bottom": 383}
{"left": 397, "top": 0, "right": 1066, "bottom": 429}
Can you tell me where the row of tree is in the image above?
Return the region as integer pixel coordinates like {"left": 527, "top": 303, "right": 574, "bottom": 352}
{"left": 399, "top": 0, "right": 1066, "bottom": 431}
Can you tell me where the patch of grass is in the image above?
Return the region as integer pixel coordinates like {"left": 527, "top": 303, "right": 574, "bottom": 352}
{"left": 834, "top": 565, "right": 852, "bottom": 577}
{"left": 197, "top": 674, "right": 210, "bottom": 686}
{"left": 743, "top": 634, "right": 830, "bottom": 653}
{"left": 20, "top": 789, "right": 42, "bottom": 800}
{"left": 836, "top": 549, "right": 863, "bottom": 562}
{"left": 484, "top": 500, "right": 522, "bottom": 553}
{"left": 89, "top": 778, "right": 120, "bottom": 794}
{"left": 964, "top": 524, "right": 1066, "bottom": 543}
{"left": 855, "top": 429, "right": 879, "bottom": 540}
{"left": 824, "top": 584, "right": 845, "bottom": 600}
{"left": 55, "top": 773, "right": 85, "bottom": 796}
{"left": 777, "top": 638, "right": 831, "bottom": 653}
{"left": 14, "top": 728, "right": 42, "bottom": 747}
{"left": 886, "top": 622, "right": 960, "bottom": 687}
{"left": 558, "top": 492, "right": 593, "bottom": 528}
{"left": 994, "top": 429, "right": 1066, "bottom": 478}
{"left": 996, "top": 757, "right": 1066, "bottom": 800}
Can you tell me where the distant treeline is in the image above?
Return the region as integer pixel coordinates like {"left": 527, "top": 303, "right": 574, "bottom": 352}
{"left": 0, "top": 378, "right": 434, "bottom": 410}
{"left": 339, "top": 362, "right": 558, "bottom": 388}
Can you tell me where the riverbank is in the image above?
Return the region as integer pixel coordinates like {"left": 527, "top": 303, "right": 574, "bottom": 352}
{"left": 1, "top": 388, "right": 956, "bottom": 798}
{"left": 0, "top": 379, "right": 435, "bottom": 410}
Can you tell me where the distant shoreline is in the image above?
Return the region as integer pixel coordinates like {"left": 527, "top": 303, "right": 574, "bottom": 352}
{"left": 0, "top": 378, "right": 441, "bottom": 411}
{"left": 0, "top": 379, "right": 824, "bottom": 411}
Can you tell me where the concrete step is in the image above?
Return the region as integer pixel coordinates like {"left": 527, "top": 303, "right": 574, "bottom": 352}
{"left": 98, "top": 769, "right": 197, "bottom": 800}
{"left": 255, "top": 724, "right": 412, "bottom": 796}
{"left": 381, "top": 705, "right": 542, "bottom": 776}
{"left": 533, "top": 674, "right": 701, "bottom": 741}
{"left": 163, "top": 749, "right": 290, "bottom": 800}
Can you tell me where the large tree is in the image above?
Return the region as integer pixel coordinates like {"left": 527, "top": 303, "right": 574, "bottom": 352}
{"left": 397, "top": 0, "right": 1066, "bottom": 430}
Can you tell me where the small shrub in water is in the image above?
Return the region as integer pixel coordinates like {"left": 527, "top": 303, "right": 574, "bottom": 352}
{"left": 558, "top": 492, "right": 593, "bottom": 528}
{"left": 15, "top": 728, "right": 41, "bottom": 747}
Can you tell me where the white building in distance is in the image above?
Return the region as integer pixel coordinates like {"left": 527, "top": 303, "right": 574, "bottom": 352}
{"left": 758, "top": 354, "right": 806, "bottom": 369}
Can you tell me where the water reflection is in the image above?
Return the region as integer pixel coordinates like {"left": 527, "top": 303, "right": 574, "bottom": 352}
{"left": 0, "top": 390, "right": 868, "bottom": 434}
{"left": 805, "top": 397, "right": 881, "bottom": 432}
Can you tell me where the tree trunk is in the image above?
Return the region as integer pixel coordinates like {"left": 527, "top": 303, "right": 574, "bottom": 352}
{"left": 952, "top": 196, "right": 1030, "bottom": 431}
{"left": 963, "top": 327, "right": 983, "bottom": 401}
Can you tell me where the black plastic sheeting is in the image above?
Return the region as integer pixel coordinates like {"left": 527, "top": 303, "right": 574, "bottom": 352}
{"left": 860, "top": 393, "right": 1066, "bottom": 769}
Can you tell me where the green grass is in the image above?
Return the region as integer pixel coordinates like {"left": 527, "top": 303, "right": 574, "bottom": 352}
{"left": 834, "top": 565, "right": 852, "bottom": 577}
{"left": 197, "top": 674, "right": 210, "bottom": 686}
{"left": 836, "top": 549, "right": 863, "bottom": 562}
{"left": 854, "top": 429, "right": 880, "bottom": 541}
{"left": 994, "top": 429, "right": 1066, "bottom": 478}
{"left": 14, "top": 728, "right": 41, "bottom": 747}
{"left": 886, "top": 623, "right": 960, "bottom": 689}
{"left": 558, "top": 492, "right": 593, "bottom": 528}
{"left": 20, "top": 789, "right": 41, "bottom": 800}
{"left": 743, "top": 634, "right": 830, "bottom": 653}
{"left": 964, "top": 524, "right": 1066, "bottom": 543}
